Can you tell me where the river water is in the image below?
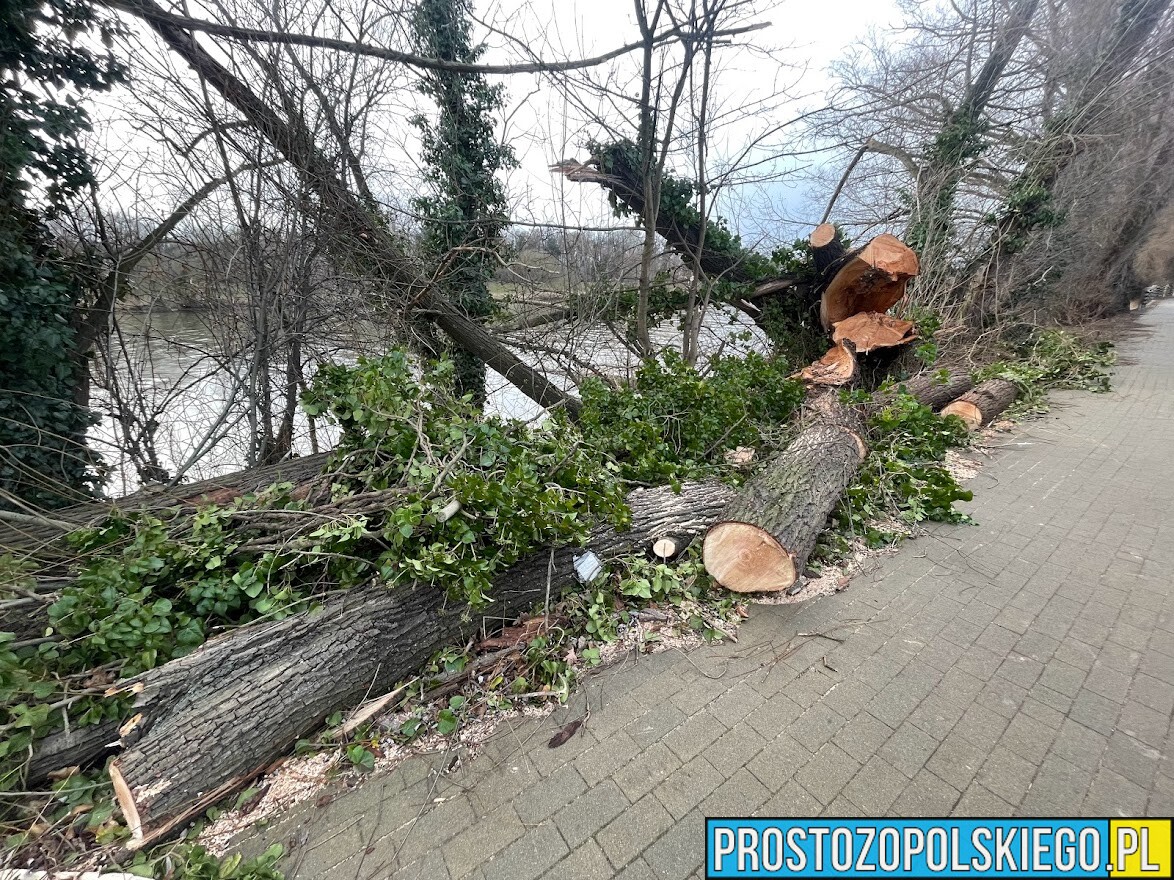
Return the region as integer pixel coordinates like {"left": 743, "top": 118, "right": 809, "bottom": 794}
{"left": 90, "top": 306, "right": 769, "bottom": 496}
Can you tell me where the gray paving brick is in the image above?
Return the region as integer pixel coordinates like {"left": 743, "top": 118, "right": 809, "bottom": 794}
{"left": 575, "top": 730, "right": 642, "bottom": 787}
{"left": 482, "top": 822, "right": 569, "bottom": 880}
{"left": 541, "top": 839, "right": 612, "bottom": 880}
{"left": 512, "top": 764, "right": 588, "bottom": 824}
{"left": 552, "top": 780, "right": 629, "bottom": 850}
{"left": 889, "top": 769, "right": 960, "bottom": 816}
{"left": 641, "top": 811, "right": 704, "bottom": 880}
{"left": 598, "top": 793, "right": 674, "bottom": 870}
{"left": 879, "top": 722, "right": 939, "bottom": 778}
{"left": 613, "top": 741, "right": 682, "bottom": 801}
{"left": 794, "top": 742, "right": 861, "bottom": 806}
{"left": 748, "top": 733, "right": 811, "bottom": 792}
{"left": 842, "top": 755, "right": 908, "bottom": 815}
{"left": 654, "top": 757, "right": 724, "bottom": 819}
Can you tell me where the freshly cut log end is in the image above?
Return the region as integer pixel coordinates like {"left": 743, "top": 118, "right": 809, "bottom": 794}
{"left": 810, "top": 223, "right": 846, "bottom": 279}
{"left": 820, "top": 233, "right": 919, "bottom": 330}
{"left": 703, "top": 522, "right": 796, "bottom": 593}
{"left": 941, "top": 378, "right": 1018, "bottom": 430}
{"left": 794, "top": 343, "right": 858, "bottom": 386}
{"left": 810, "top": 223, "right": 837, "bottom": 248}
{"left": 832, "top": 312, "right": 918, "bottom": 353}
{"left": 704, "top": 418, "right": 867, "bottom": 594}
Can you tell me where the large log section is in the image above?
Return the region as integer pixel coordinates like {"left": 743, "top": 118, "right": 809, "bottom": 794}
{"left": 888, "top": 371, "right": 974, "bottom": 411}
{"left": 96, "top": 481, "right": 732, "bottom": 849}
{"left": 820, "top": 234, "right": 920, "bottom": 330}
{"left": 941, "top": 378, "right": 1019, "bottom": 429}
{"left": 703, "top": 401, "right": 866, "bottom": 593}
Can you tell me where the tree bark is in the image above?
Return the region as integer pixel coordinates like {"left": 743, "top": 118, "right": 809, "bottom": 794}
{"left": 884, "top": 370, "right": 974, "bottom": 411}
{"left": 941, "top": 378, "right": 1018, "bottom": 429}
{"left": 703, "top": 402, "right": 866, "bottom": 593}
{"left": 92, "top": 481, "right": 731, "bottom": 849}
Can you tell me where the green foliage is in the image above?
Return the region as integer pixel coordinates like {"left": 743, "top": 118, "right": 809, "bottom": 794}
{"left": 302, "top": 351, "right": 629, "bottom": 606}
{"left": 410, "top": 0, "right": 517, "bottom": 404}
{"left": 977, "top": 328, "right": 1114, "bottom": 414}
{"left": 0, "top": 0, "right": 122, "bottom": 510}
{"left": 589, "top": 140, "right": 778, "bottom": 282}
{"left": 125, "top": 844, "right": 285, "bottom": 880}
{"left": 908, "top": 114, "right": 990, "bottom": 258}
{"left": 574, "top": 351, "right": 805, "bottom": 484}
{"left": 819, "top": 391, "right": 973, "bottom": 555}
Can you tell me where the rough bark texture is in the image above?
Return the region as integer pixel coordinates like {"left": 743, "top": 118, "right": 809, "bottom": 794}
{"left": 100, "top": 481, "right": 732, "bottom": 848}
{"left": 884, "top": 371, "right": 975, "bottom": 411}
{"left": 703, "top": 405, "right": 866, "bottom": 593}
{"left": 941, "top": 378, "right": 1019, "bottom": 429}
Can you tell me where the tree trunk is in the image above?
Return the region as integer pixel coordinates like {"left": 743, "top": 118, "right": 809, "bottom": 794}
{"left": 703, "top": 403, "right": 866, "bottom": 593}
{"left": 95, "top": 481, "right": 731, "bottom": 849}
{"left": 941, "top": 378, "right": 1018, "bottom": 429}
{"left": 883, "top": 370, "right": 974, "bottom": 411}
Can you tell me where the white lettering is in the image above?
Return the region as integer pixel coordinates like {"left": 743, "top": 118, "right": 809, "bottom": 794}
{"left": 926, "top": 827, "right": 948, "bottom": 872}
{"left": 762, "top": 828, "right": 784, "bottom": 872}
{"left": 786, "top": 827, "right": 807, "bottom": 872}
{"left": 713, "top": 828, "right": 735, "bottom": 871}
{"left": 1118, "top": 828, "right": 1140, "bottom": 871}
{"left": 1079, "top": 828, "right": 1100, "bottom": 873}
{"left": 1033, "top": 826, "right": 1050, "bottom": 872}
{"left": 972, "top": 828, "right": 993, "bottom": 871}
{"left": 996, "top": 827, "right": 1018, "bottom": 872}
{"left": 904, "top": 828, "right": 926, "bottom": 872}
{"left": 1055, "top": 828, "right": 1076, "bottom": 872}
{"left": 738, "top": 828, "right": 760, "bottom": 872}
{"left": 879, "top": 828, "right": 901, "bottom": 872}
{"left": 1142, "top": 828, "right": 1160, "bottom": 871}
{"left": 810, "top": 827, "right": 829, "bottom": 872}
{"left": 831, "top": 828, "right": 853, "bottom": 872}
{"left": 856, "top": 826, "right": 877, "bottom": 872}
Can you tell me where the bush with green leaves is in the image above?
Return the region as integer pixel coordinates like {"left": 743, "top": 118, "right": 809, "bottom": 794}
{"left": 977, "top": 328, "right": 1114, "bottom": 414}
{"left": 575, "top": 351, "right": 805, "bottom": 485}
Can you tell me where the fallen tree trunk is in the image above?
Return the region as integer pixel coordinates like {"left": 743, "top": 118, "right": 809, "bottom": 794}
{"left": 887, "top": 371, "right": 974, "bottom": 411}
{"left": 95, "top": 481, "right": 731, "bottom": 849}
{"left": 703, "top": 402, "right": 866, "bottom": 593}
{"left": 941, "top": 378, "right": 1018, "bottom": 429}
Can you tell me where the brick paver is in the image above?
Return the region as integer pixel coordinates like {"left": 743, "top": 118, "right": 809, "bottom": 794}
{"left": 245, "top": 303, "right": 1174, "bottom": 878}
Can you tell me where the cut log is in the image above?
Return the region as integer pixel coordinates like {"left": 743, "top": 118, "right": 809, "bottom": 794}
{"left": 810, "top": 223, "right": 846, "bottom": 279}
{"left": 885, "top": 370, "right": 974, "bottom": 411}
{"left": 794, "top": 343, "right": 858, "bottom": 386}
{"left": 703, "top": 404, "right": 867, "bottom": 593}
{"left": 940, "top": 378, "right": 1019, "bottom": 430}
{"left": 99, "top": 481, "right": 732, "bottom": 849}
{"left": 820, "top": 234, "right": 919, "bottom": 330}
{"left": 832, "top": 312, "right": 918, "bottom": 353}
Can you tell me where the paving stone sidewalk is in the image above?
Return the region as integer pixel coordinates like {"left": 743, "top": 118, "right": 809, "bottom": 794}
{"left": 245, "top": 303, "right": 1174, "bottom": 879}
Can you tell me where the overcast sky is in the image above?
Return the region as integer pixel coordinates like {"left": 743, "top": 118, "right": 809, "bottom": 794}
{"left": 88, "top": 0, "right": 904, "bottom": 249}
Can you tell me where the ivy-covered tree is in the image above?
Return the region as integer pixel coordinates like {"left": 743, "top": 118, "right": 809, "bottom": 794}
{"left": 0, "top": 0, "right": 122, "bottom": 508}
{"left": 410, "top": 0, "right": 516, "bottom": 405}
